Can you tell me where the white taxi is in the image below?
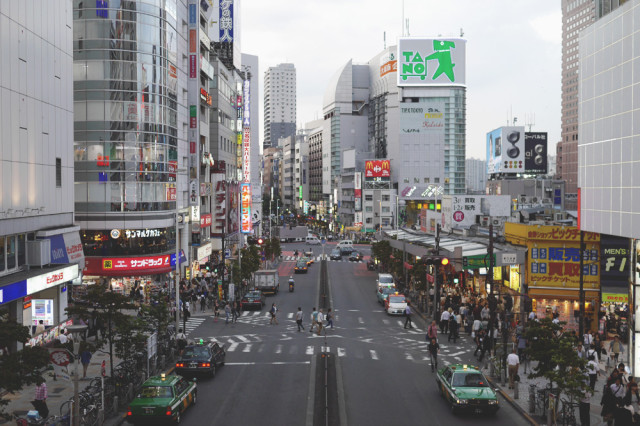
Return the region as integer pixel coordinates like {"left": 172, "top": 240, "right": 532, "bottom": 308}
{"left": 384, "top": 293, "right": 407, "bottom": 315}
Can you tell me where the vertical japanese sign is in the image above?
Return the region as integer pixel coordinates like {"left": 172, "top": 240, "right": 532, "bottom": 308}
{"left": 212, "top": 173, "right": 226, "bottom": 236}
{"left": 188, "top": 0, "right": 200, "bottom": 207}
{"left": 242, "top": 79, "right": 251, "bottom": 183}
{"left": 219, "top": 0, "right": 233, "bottom": 42}
{"left": 241, "top": 183, "right": 252, "bottom": 234}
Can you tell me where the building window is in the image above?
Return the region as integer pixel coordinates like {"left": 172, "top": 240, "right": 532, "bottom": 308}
{"left": 365, "top": 194, "right": 373, "bottom": 201}
{"left": 382, "top": 195, "right": 390, "bottom": 202}
{"left": 365, "top": 206, "right": 373, "bottom": 212}
{"left": 56, "top": 158, "right": 62, "bottom": 187}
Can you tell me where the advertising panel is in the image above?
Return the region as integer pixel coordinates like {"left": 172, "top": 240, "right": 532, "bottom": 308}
{"left": 26, "top": 265, "right": 79, "bottom": 295}
{"left": 200, "top": 213, "right": 212, "bottom": 227}
{"left": 379, "top": 51, "right": 397, "bottom": 78}
{"left": 243, "top": 80, "right": 251, "bottom": 127}
{"left": 243, "top": 127, "right": 251, "bottom": 182}
{"left": 212, "top": 173, "right": 227, "bottom": 235}
{"left": 397, "top": 38, "right": 466, "bottom": 87}
{"left": 43, "top": 232, "right": 85, "bottom": 269}
{"left": 399, "top": 100, "right": 445, "bottom": 134}
{"left": 487, "top": 126, "right": 526, "bottom": 174}
{"left": 364, "top": 160, "right": 391, "bottom": 180}
{"left": 227, "top": 181, "right": 239, "bottom": 234}
{"left": 600, "top": 235, "right": 630, "bottom": 298}
{"left": 219, "top": 0, "right": 233, "bottom": 42}
{"left": 240, "top": 183, "right": 252, "bottom": 234}
{"left": 354, "top": 172, "right": 362, "bottom": 211}
{"left": 450, "top": 195, "right": 479, "bottom": 228}
{"left": 32, "top": 299, "right": 54, "bottom": 326}
{"left": 83, "top": 252, "right": 185, "bottom": 276}
{"left": 524, "top": 132, "right": 548, "bottom": 175}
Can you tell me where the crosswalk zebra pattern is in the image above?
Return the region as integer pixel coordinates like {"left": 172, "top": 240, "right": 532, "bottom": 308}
{"left": 282, "top": 255, "right": 364, "bottom": 263}
{"left": 187, "top": 333, "right": 463, "bottom": 365}
{"left": 182, "top": 317, "right": 206, "bottom": 336}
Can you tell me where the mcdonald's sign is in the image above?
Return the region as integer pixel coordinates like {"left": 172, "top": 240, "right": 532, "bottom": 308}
{"left": 365, "top": 160, "right": 391, "bottom": 180}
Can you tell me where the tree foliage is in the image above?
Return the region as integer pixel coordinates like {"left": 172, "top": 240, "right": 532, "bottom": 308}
{"left": 0, "top": 317, "right": 50, "bottom": 418}
{"left": 524, "top": 318, "right": 590, "bottom": 401}
{"left": 411, "top": 261, "right": 428, "bottom": 292}
{"left": 231, "top": 244, "right": 262, "bottom": 284}
{"left": 263, "top": 237, "right": 282, "bottom": 260}
{"left": 371, "top": 240, "right": 392, "bottom": 271}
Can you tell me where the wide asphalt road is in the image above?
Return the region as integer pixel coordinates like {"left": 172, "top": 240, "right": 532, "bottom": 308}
{"left": 176, "top": 242, "right": 530, "bottom": 426}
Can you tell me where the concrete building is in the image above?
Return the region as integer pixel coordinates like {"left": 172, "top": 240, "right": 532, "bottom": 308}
{"left": 308, "top": 126, "right": 324, "bottom": 212}
{"left": 579, "top": 0, "right": 640, "bottom": 237}
{"left": 280, "top": 135, "right": 296, "bottom": 210}
{"left": 262, "top": 147, "right": 282, "bottom": 202}
{"left": 1, "top": 0, "right": 83, "bottom": 340}
{"left": 465, "top": 158, "right": 487, "bottom": 193}
{"left": 73, "top": 0, "right": 189, "bottom": 292}
{"left": 559, "top": 0, "right": 597, "bottom": 207}
{"left": 294, "top": 135, "right": 309, "bottom": 212}
{"left": 263, "top": 63, "right": 296, "bottom": 149}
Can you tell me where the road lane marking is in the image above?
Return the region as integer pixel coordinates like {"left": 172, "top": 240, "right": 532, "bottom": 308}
{"left": 225, "top": 361, "right": 311, "bottom": 366}
{"left": 287, "top": 313, "right": 294, "bottom": 319}
{"left": 358, "top": 317, "right": 364, "bottom": 324}
{"left": 337, "top": 348, "right": 346, "bottom": 357}
{"left": 243, "top": 344, "right": 252, "bottom": 352}
{"left": 227, "top": 342, "right": 239, "bottom": 352}
{"left": 275, "top": 344, "right": 283, "bottom": 354}
{"left": 236, "top": 335, "right": 250, "bottom": 343}
{"left": 370, "top": 350, "right": 378, "bottom": 360}
{"left": 306, "top": 346, "right": 314, "bottom": 355}
{"left": 405, "top": 352, "right": 414, "bottom": 361}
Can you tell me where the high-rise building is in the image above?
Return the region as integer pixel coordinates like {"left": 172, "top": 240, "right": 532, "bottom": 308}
{"left": 263, "top": 63, "right": 296, "bottom": 149}
{"left": 465, "top": 158, "right": 487, "bottom": 193}
{"left": 1, "top": 0, "right": 83, "bottom": 343}
{"left": 579, "top": 0, "right": 640, "bottom": 238}
{"left": 559, "top": 0, "right": 596, "bottom": 208}
{"left": 73, "top": 0, "right": 189, "bottom": 290}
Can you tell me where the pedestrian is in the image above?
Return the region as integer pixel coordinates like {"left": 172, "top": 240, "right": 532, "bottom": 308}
{"left": 326, "top": 308, "right": 334, "bottom": 329}
{"left": 473, "top": 330, "right": 484, "bottom": 357}
{"left": 427, "top": 320, "right": 438, "bottom": 341}
{"left": 611, "top": 376, "right": 626, "bottom": 401}
{"left": 579, "top": 389, "right": 591, "bottom": 426}
{"left": 404, "top": 302, "right": 413, "bottom": 329}
{"left": 316, "top": 309, "right": 324, "bottom": 334}
{"left": 232, "top": 301, "right": 239, "bottom": 323}
{"left": 440, "top": 309, "right": 450, "bottom": 334}
{"left": 200, "top": 294, "right": 206, "bottom": 312}
{"left": 609, "top": 336, "right": 625, "bottom": 367}
{"left": 35, "top": 320, "right": 45, "bottom": 336}
{"left": 33, "top": 380, "right": 49, "bottom": 418}
{"left": 270, "top": 303, "right": 278, "bottom": 325}
{"left": 587, "top": 345, "right": 599, "bottom": 364}
{"left": 576, "top": 343, "right": 586, "bottom": 359}
{"left": 225, "top": 302, "right": 231, "bottom": 324}
{"left": 587, "top": 355, "right": 600, "bottom": 391}
{"left": 80, "top": 348, "right": 92, "bottom": 379}
{"left": 296, "top": 307, "right": 305, "bottom": 331}
{"left": 448, "top": 314, "right": 458, "bottom": 343}
{"left": 310, "top": 307, "right": 318, "bottom": 332}
{"left": 507, "top": 348, "right": 520, "bottom": 389}
{"left": 428, "top": 338, "right": 440, "bottom": 372}
{"left": 478, "top": 331, "right": 491, "bottom": 362}
{"left": 584, "top": 330, "right": 593, "bottom": 351}
{"left": 214, "top": 300, "right": 219, "bottom": 322}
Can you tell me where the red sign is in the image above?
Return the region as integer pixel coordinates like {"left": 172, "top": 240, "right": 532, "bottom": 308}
{"left": 200, "top": 213, "right": 212, "bottom": 227}
{"left": 49, "top": 349, "right": 72, "bottom": 367}
{"left": 189, "top": 29, "right": 197, "bottom": 53}
{"left": 97, "top": 155, "right": 110, "bottom": 167}
{"left": 83, "top": 255, "right": 175, "bottom": 276}
{"left": 453, "top": 211, "right": 464, "bottom": 222}
{"left": 166, "top": 187, "right": 176, "bottom": 201}
{"left": 380, "top": 60, "right": 397, "bottom": 77}
{"left": 365, "top": 160, "right": 391, "bottom": 178}
{"left": 189, "top": 54, "right": 196, "bottom": 78}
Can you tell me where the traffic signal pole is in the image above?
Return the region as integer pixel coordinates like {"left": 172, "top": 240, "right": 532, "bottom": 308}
{"left": 434, "top": 224, "right": 441, "bottom": 321}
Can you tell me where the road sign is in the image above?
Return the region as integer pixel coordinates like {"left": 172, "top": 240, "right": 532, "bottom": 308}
{"left": 224, "top": 248, "right": 231, "bottom": 259}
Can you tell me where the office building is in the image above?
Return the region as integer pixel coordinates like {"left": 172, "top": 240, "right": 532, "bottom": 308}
{"left": 465, "top": 158, "right": 487, "bottom": 193}
{"left": 263, "top": 63, "right": 296, "bottom": 149}
{"left": 1, "top": 0, "right": 83, "bottom": 344}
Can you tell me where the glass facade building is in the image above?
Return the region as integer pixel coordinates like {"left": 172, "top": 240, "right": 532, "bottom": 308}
{"left": 73, "top": 0, "right": 180, "bottom": 220}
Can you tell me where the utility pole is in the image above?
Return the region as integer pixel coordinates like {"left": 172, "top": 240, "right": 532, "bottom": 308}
{"left": 434, "top": 224, "right": 441, "bottom": 320}
{"left": 487, "top": 224, "right": 496, "bottom": 357}
{"left": 579, "top": 230, "right": 585, "bottom": 338}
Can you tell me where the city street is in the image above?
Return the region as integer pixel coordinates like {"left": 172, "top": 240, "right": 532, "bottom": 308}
{"left": 176, "top": 243, "right": 530, "bottom": 425}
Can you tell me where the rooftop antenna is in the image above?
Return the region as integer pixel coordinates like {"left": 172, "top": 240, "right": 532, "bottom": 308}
{"left": 402, "top": 0, "right": 405, "bottom": 36}
{"left": 406, "top": 19, "right": 410, "bottom": 36}
{"left": 384, "top": 31, "right": 386, "bottom": 49}
{"left": 460, "top": 28, "right": 464, "bottom": 37}
{"left": 525, "top": 113, "right": 536, "bottom": 132}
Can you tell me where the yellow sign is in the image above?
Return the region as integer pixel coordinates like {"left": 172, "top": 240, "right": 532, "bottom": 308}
{"left": 509, "top": 265, "right": 521, "bottom": 292}
{"left": 505, "top": 223, "right": 599, "bottom": 243}
{"left": 493, "top": 267, "right": 502, "bottom": 282}
{"left": 602, "top": 293, "right": 628, "bottom": 303}
{"left": 532, "top": 299, "right": 537, "bottom": 312}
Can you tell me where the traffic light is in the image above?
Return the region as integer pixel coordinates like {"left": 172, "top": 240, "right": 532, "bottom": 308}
{"left": 257, "top": 238, "right": 264, "bottom": 245}
{"left": 205, "top": 262, "right": 211, "bottom": 271}
{"left": 423, "top": 256, "right": 449, "bottom": 266}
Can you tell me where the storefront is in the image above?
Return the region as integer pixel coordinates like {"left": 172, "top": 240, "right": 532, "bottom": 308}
{"left": 81, "top": 251, "right": 186, "bottom": 301}
{"left": 505, "top": 223, "right": 601, "bottom": 332}
{"left": 0, "top": 264, "right": 79, "bottom": 347}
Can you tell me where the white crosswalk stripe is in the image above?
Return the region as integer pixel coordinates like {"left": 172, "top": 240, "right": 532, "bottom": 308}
{"left": 282, "top": 255, "right": 363, "bottom": 263}
{"left": 183, "top": 317, "right": 206, "bottom": 335}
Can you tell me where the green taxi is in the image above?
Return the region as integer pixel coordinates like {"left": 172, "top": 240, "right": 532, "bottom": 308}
{"left": 435, "top": 364, "right": 499, "bottom": 415}
{"left": 127, "top": 374, "right": 196, "bottom": 424}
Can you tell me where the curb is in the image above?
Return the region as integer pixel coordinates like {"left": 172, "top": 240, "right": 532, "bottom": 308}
{"left": 487, "top": 377, "right": 539, "bottom": 426}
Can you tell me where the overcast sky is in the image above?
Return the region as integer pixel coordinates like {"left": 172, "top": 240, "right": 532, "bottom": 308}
{"left": 241, "top": 0, "right": 562, "bottom": 160}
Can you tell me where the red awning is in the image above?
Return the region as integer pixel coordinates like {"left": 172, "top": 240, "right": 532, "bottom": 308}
{"left": 390, "top": 254, "right": 395, "bottom": 259}
{"left": 426, "top": 274, "right": 434, "bottom": 283}
{"left": 404, "top": 262, "right": 413, "bottom": 270}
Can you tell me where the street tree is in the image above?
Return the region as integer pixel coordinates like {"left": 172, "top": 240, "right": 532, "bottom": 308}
{"left": 0, "top": 317, "right": 50, "bottom": 418}
{"left": 263, "top": 237, "right": 282, "bottom": 261}
{"left": 231, "top": 244, "right": 261, "bottom": 284}
{"left": 371, "top": 240, "right": 392, "bottom": 271}
{"left": 65, "top": 282, "right": 138, "bottom": 378}
{"left": 524, "top": 318, "right": 590, "bottom": 402}
{"left": 411, "top": 261, "right": 428, "bottom": 292}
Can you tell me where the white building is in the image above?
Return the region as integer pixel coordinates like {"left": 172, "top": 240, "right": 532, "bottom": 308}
{"left": 1, "top": 0, "right": 83, "bottom": 345}
{"left": 264, "top": 63, "right": 296, "bottom": 149}
{"left": 465, "top": 158, "right": 487, "bottom": 193}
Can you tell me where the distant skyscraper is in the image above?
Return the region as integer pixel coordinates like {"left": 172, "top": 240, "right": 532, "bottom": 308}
{"left": 465, "top": 159, "right": 487, "bottom": 193}
{"left": 559, "top": 0, "right": 596, "bottom": 207}
{"left": 263, "top": 63, "right": 296, "bottom": 148}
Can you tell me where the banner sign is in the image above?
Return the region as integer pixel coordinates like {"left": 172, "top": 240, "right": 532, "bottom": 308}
{"left": 241, "top": 183, "right": 252, "bottom": 233}
{"left": 397, "top": 38, "right": 466, "bottom": 87}
{"left": 365, "top": 160, "right": 391, "bottom": 180}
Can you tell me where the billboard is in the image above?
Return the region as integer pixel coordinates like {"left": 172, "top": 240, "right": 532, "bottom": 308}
{"left": 524, "top": 132, "right": 548, "bottom": 175}
{"left": 354, "top": 172, "right": 362, "bottom": 211}
{"left": 365, "top": 160, "right": 391, "bottom": 180}
{"left": 379, "top": 51, "right": 397, "bottom": 78}
{"left": 600, "top": 235, "right": 630, "bottom": 297}
{"left": 486, "top": 126, "right": 525, "bottom": 174}
{"left": 397, "top": 38, "right": 466, "bottom": 87}
{"left": 240, "top": 183, "right": 252, "bottom": 234}
{"left": 399, "top": 101, "right": 445, "bottom": 134}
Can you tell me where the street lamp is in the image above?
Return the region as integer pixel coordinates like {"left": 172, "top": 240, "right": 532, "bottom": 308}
{"left": 174, "top": 168, "right": 188, "bottom": 337}
{"left": 66, "top": 324, "right": 88, "bottom": 426}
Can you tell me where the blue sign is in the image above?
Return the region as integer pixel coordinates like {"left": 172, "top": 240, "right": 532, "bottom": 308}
{"left": 219, "top": 0, "right": 233, "bottom": 42}
{"left": 47, "top": 234, "right": 70, "bottom": 263}
{"left": 0, "top": 280, "right": 28, "bottom": 306}
{"left": 189, "top": 4, "right": 196, "bottom": 25}
{"left": 224, "top": 248, "right": 232, "bottom": 259}
{"left": 96, "top": 0, "right": 108, "bottom": 18}
{"left": 170, "top": 250, "right": 187, "bottom": 269}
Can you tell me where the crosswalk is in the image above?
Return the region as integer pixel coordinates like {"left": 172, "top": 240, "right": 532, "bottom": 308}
{"left": 282, "top": 255, "right": 364, "bottom": 263}
{"left": 186, "top": 332, "right": 466, "bottom": 364}
{"left": 182, "top": 317, "right": 206, "bottom": 335}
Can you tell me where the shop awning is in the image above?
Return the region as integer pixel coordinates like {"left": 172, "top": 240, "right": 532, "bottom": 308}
{"left": 528, "top": 287, "right": 600, "bottom": 300}
{"left": 403, "top": 262, "right": 413, "bottom": 270}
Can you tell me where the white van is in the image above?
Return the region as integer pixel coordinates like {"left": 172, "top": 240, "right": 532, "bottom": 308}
{"left": 376, "top": 273, "right": 396, "bottom": 291}
{"left": 337, "top": 240, "right": 353, "bottom": 254}
{"left": 306, "top": 236, "right": 321, "bottom": 245}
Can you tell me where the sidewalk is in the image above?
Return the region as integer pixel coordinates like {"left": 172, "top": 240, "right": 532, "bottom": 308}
{"left": 0, "top": 345, "right": 120, "bottom": 425}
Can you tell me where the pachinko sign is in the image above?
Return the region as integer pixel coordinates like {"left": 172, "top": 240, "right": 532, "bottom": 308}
{"left": 240, "top": 183, "right": 252, "bottom": 234}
